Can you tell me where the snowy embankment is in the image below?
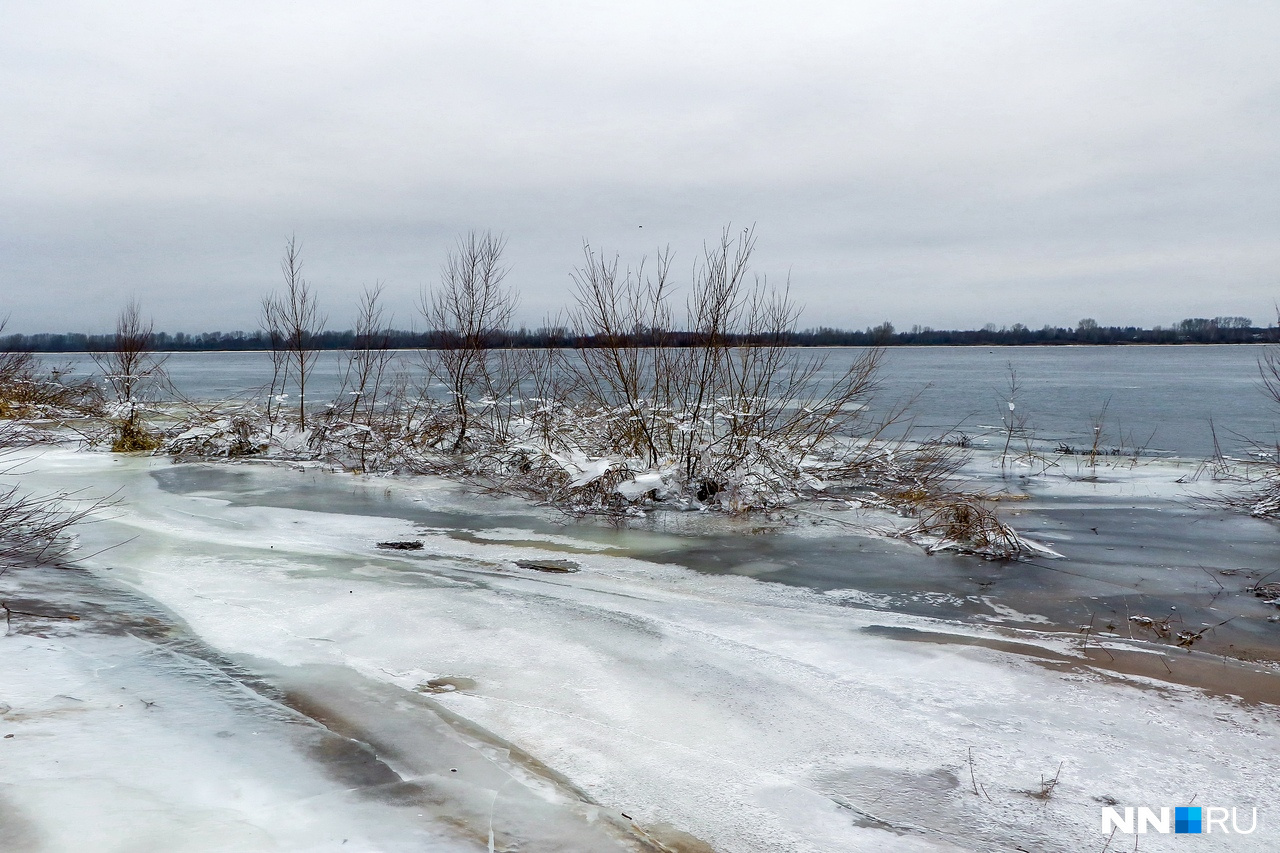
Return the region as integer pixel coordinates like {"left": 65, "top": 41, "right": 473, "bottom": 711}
{"left": 3, "top": 447, "right": 1279, "bottom": 852}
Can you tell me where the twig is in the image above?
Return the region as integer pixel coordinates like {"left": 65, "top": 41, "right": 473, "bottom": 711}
{"left": 2, "top": 599, "right": 81, "bottom": 634}
{"left": 966, "top": 748, "right": 992, "bottom": 802}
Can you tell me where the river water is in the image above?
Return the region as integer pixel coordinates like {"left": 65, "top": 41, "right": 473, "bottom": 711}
{"left": 39, "top": 344, "right": 1280, "bottom": 459}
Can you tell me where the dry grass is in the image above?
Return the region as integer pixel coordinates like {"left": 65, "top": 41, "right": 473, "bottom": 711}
{"left": 0, "top": 333, "right": 100, "bottom": 422}
{"left": 110, "top": 417, "right": 161, "bottom": 453}
{"left": 898, "top": 498, "right": 1047, "bottom": 560}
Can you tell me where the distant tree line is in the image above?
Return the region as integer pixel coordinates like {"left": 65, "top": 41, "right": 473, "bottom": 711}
{"left": 1, "top": 315, "right": 1271, "bottom": 352}
{"left": 803, "top": 316, "right": 1270, "bottom": 346}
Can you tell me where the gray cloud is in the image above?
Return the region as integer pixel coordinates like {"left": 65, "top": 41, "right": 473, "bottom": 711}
{"left": 2, "top": 0, "right": 1278, "bottom": 333}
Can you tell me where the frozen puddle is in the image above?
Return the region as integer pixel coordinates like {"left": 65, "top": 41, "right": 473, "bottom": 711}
{"left": 5, "top": 447, "right": 1280, "bottom": 851}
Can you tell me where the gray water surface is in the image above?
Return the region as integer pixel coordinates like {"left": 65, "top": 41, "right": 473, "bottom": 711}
{"left": 44, "top": 345, "right": 1280, "bottom": 458}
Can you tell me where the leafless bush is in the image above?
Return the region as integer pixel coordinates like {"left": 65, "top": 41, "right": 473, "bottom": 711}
{"left": 1211, "top": 342, "right": 1280, "bottom": 516}
{"left": 543, "top": 227, "right": 895, "bottom": 511}
{"left": 91, "top": 300, "right": 167, "bottom": 452}
{"left": 1213, "top": 455, "right": 1280, "bottom": 517}
{"left": 311, "top": 283, "right": 404, "bottom": 470}
{"left": 262, "top": 236, "right": 325, "bottom": 428}
{"left": 0, "top": 481, "right": 109, "bottom": 566}
{"left": 407, "top": 226, "right": 973, "bottom": 517}
{"left": 220, "top": 227, "right": 985, "bottom": 526}
{"left": 259, "top": 294, "right": 288, "bottom": 434}
{"left": 998, "top": 365, "right": 1028, "bottom": 475}
{"left": 855, "top": 437, "right": 973, "bottom": 506}
{"left": 0, "top": 430, "right": 113, "bottom": 565}
{"left": 1262, "top": 346, "right": 1280, "bottom": 413}
{"left": 983, "top": 365, "right": 1065, "bottom": 478}
{"left": 255, "top": 235, "right": 528, "bottom": 472}
{"left": 341, "top": 284, "right": 397, "bottom": 424}
{"left": 419, "top": 231, "right": 520, "bottom": 451}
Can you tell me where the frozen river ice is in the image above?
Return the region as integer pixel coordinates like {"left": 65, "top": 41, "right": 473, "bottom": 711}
{"left": 3, "top": 447, "right": 1279, "bottom": 851}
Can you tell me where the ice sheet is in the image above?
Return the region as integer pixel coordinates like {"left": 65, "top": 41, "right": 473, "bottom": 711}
{"left": 7, "top": 447, "right": 1280, "bottom": 852}
{"left": 0, "top": 614, "right": 470, "bottom": 852}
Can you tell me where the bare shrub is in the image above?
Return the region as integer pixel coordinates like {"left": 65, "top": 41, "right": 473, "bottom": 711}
{"left": 309, "top": 284, "right": 421, "bottom": 471}
{"left": 262, "top": 236, "right": 325, "bottom": 428}
{"left": 553, "top": 226, "right": 890, "bottom": 511}
{"left": 341, "top": 284, "right": 397, "bottom": 427}
{"left": 419, "top": 231, "right": 519, "bottom": 452}
{"left": 219, "top": 227, "right": 994, "bottom": 532}
{"left": 858, "top": 436, "right": 973, "bottom": 506}
{"left": 0, "top": 427, "right": 113, "bottom": 565}
{"left": 415, "top": 226, "right": 975, "bottom": 519}
{"left": 1262, "top": 345, "right": 1280, "bottom": 414}
{"left": 999, "top": 365, "right": 1027, "bottom": 475}
{"left": 259, "top": 294, "right": 288, "bottom": 434}
{"left": 0, "top": 481, "right": 109, "bottom": 566}
{"left": 91, "top": 300, "right": 167, "bottom": 452}
{"left": 1212, "top": 341, "right": 1280, "bottom": 516}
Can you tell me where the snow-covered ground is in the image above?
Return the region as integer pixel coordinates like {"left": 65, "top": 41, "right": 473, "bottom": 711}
{"left": 3, "top": 446, "right": 1279, "bottom": 851}
{"left": 0, "top": 617, "right": 471, "bottom": 852}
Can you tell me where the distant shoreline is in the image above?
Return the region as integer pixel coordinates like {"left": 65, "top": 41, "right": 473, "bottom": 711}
{"left": 10, "top": 340, "right": 1277, "bottom": 356}
{"left": 6, "top": 325, "right": 1275, "bottom": 354}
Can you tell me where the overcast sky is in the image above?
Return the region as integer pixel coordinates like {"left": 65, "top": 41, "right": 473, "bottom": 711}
{"left": 2, "top": 1, "right": 1278, "bottom": 334}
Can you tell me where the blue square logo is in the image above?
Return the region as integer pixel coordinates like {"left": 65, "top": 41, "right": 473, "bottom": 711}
{"left": 1175, "top": 806, "right": 1202, "bottom": 834}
